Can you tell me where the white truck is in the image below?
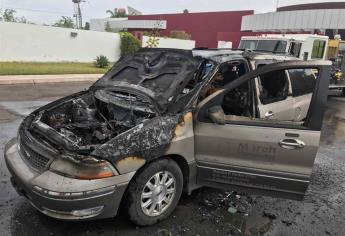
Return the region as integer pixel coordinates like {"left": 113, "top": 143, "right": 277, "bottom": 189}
{"left": 239, "top": 34, "right": 329, "bottom": 61}
{"left": 239, "top": 34, "right": 345, "bottom": 95}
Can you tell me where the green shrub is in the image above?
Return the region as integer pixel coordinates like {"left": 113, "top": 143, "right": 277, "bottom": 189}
{"left": 94, "top": 55, "right": 110, "bottom": 68}
{"left": 120, "top": 32, "right": 141, "bottom": 56}
{"left": 169, "top": 30, "right": 192, "bottom": 40}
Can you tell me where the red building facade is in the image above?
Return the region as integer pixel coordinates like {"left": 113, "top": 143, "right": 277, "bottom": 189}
{"left": 128, "top": 10, "right": 254, "bottom": 48}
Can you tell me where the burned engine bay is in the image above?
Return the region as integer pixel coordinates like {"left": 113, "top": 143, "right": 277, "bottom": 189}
{"left": 30, "top": 90, "right": 157, "bottom": 155}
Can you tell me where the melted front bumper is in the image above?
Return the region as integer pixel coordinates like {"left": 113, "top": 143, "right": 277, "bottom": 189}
{"left": 4, "top": 138, "right": 134, "bottom": 220}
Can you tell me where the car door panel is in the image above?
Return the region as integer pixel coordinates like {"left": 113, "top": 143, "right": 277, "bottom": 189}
{"left": 293, "top": 93, "right": 313, "bottom": 121}
{"left": 257, "top": 97, "right": 295, "bottom": 120}
{"left": 194, "top": 60, "right": 331, "bottom": 200}
{"left": 195, "top": 122, "right": 320, "bottom": 199}
{"left": 195, "top": 122, "right": 320, "bottom": 175}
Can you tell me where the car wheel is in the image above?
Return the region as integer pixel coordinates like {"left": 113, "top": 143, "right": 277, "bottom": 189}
{"left": 342, "top": 88, "right": 345, "bottom": 97}
{"left": 126, "top": 158, "right": 183, "bottom": 226}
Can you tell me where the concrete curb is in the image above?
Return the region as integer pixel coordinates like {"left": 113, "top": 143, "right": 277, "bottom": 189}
{"left": 0, "top": 74, "right": 103, "bottom": 85}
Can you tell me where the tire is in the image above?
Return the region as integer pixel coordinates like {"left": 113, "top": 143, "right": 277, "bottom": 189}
{"left": 126, "top": 158, "right": 183, "bottom": 226}
{"left": 342, "top": 88, "right": 345, "bottom": 97}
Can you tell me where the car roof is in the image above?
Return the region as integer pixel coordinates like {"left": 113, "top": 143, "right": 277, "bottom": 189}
{"left": 192, "top": 49, "right": 299, "bottom": 63}
{"left": 241, "top": 34, "right": 329, "bottom": 41}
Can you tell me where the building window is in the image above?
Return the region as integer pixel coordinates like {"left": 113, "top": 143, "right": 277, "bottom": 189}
{"left": 311, "top": 40, "right": 326, "bottom": 59}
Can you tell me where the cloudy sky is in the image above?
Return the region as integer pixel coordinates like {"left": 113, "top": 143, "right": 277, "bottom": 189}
{"left": 1, "top": 0, "right": 344, "bottom": 25}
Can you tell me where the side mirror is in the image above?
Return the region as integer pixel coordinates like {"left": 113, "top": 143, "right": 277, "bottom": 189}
{"left": 208, "top": 106, "right": 226, "bottom": 125}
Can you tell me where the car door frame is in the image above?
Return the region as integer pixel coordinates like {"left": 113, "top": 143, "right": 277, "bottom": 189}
{"left": 194, "top": 60, "right": 331, "bottom": 200}
{"left": 255, "top": 68, "right": 295, "bottom": 121}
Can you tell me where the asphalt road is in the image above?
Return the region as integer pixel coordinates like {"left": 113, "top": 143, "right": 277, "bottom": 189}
{"left": 0, "top": 83, "right": 344, "bottom": 236}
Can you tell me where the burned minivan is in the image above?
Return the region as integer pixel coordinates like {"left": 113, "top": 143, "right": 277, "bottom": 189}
{"left": 5, "top": 49, "right": 330, "bottom": 225}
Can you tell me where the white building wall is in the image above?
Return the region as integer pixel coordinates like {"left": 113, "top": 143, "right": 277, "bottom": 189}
{"left": 90, "top": 18, "right": 167, "bottom": 32}
{"left": 90, "top": 18, "right": 128, "bottom": 32}
{"left": 0, "top": 22, "right": 121, "bottom": 62}
{"left": 109, "top": 20, "right": 167, "bottom": 31}
{"left": 142, "top": 36, "right": 195, "bottom": 50}
{"left": 242, "top": 9, "right": 345, "bottom": 32}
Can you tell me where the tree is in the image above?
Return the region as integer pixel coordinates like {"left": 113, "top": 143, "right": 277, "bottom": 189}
{"left": 120, "top": 32, "right": 141, "bottom": 56}
{"left": 106, "top": 8, "right": 127, "bottom": 18}
{"left": 0, "top": 9, "right": 27, "bottom": 23}
{"left": 18, "top": 16, "right": 27, "bottom": 23}
{"left": 84, "top": 22, "right": 90, "bottom": 30}
{"left": 53, "top": 16, "right": 75, "bottom": 28}
{"left": 144, "top": 20, "right": 164, "bottom": 48}
{"left": 104, "top": 22, "right": 113, "bottom": 32}
{"left": 3, "top": 9, "right": 16, "bottom": 22}
{"left": 183, "top": 9, "right": 189, "bottom": 14}
{"left": 106, "top": 9, "right": 116, "bottom": 18}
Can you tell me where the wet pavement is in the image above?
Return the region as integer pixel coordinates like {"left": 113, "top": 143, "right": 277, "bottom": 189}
{"left": 0, "top": 83, "right": 345, "bottom": 236}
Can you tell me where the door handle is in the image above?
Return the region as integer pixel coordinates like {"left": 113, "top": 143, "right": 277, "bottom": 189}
{"left": 279, "top": 139, "right": 305, "bottom": 150}
{"left": 265, "top": 111, "right": 274, "bottom": 118}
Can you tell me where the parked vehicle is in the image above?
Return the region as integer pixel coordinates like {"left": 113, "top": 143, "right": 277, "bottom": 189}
{"left": 327, "top": 39, "right": 345, "bottom": 66}
{"left": 239, "top": 34, "right": 329, "bottom": 61}
{"left": 5, "top": 49, "right": 331, "bottom": 226}
{"left": 328, "top": 39, "right": 345, "bottom": 95}
{"left": 329, "top": 65, "right": 345, "bottom": 96}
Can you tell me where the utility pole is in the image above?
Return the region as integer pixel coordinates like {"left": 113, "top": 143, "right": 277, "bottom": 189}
{"left": 72, "top": 0, "right": 83, "bottom": 29}
{"left": 276, "top": 0, "right": 280, "bottom": 10}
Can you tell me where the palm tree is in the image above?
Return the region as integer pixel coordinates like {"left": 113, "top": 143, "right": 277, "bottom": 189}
{"left": 106, "top": 8, "right": 117, "bottom": 18}
{"left": 53, "top": 16, "right": 75, "bottom": 28}
{"left": 106, "top": 8, "right": 127, "bottom": 18}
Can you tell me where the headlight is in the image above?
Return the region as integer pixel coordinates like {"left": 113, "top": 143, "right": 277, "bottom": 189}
{"left": 50, "top": 157, "right": 118, "bottom": 180}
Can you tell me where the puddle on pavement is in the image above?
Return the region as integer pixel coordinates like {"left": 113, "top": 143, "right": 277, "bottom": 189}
{"left": 321, "top": 98, "right": 345, "bottom": 145}
{"left": 0, "top": 109, "right": 18, "bottom": 123}
{"left": 0, "top": 101, "right": 52, "bottom": 117}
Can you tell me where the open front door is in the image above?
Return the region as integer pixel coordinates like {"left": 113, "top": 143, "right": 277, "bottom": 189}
{"left": 194, "top": 60, "right": 330, "bottom": 200}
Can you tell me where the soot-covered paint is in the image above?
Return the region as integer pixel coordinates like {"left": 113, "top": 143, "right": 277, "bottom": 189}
{"left": 92, "top": 115, "right": 182, "bottom": 165}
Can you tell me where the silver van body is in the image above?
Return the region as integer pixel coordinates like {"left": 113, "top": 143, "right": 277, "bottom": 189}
{"left": 4, "top": 49, "right": 331, "bottom": 221}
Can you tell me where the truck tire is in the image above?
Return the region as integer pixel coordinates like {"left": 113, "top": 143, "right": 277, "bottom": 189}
{"left": 126, "top": 158, "right": 183, "bottom": 226}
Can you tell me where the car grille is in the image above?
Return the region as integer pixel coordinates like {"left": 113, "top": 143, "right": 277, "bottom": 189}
{"left": 19, "top": 139, "right": 51, "bottom": 172}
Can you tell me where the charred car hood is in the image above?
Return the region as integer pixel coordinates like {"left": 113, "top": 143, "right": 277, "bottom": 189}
{"left": 92, "top": 48, "right": 202, "bottom": 111}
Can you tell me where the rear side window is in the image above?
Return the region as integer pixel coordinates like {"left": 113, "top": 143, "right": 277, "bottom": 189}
{"left": 288, "top": 69, "right": 317, "bottom": 97}
{"left": 258, "top": 70, "right": 289, "bottom": 105}
{"left": 289, "top": 42, "right": 302, "bottom": 58}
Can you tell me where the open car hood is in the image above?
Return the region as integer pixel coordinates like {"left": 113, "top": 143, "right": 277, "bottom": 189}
{"left": 92, "top": 49, "right": 202, "bottom": 111}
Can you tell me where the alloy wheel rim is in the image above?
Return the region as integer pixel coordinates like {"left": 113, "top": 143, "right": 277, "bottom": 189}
{"left": 140, "top": 171, "right": 176, "bottom": 217}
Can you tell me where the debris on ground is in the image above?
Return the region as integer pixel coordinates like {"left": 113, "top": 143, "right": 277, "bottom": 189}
{"left": 154, "top": 229, "right": 172, "bottom": 236}
{"left": 281, "top": 220, "right": 295, "bottom": 226}
{"left": 227, "top": 207, "right": 237, "bottom": 214}
{"left": 263, "top": 211, "right": 277, "bottom": 220}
